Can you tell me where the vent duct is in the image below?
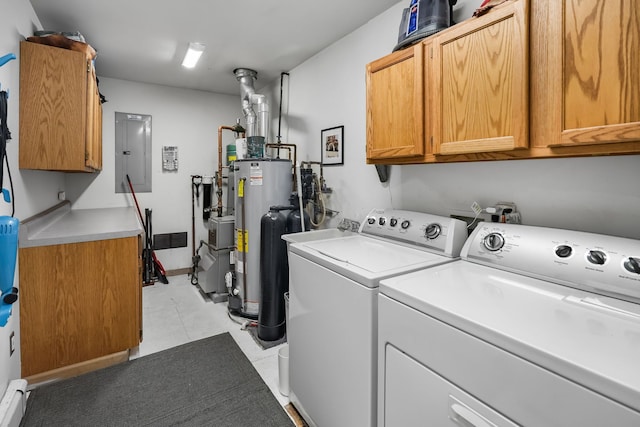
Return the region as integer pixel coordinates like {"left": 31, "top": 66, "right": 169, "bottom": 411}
{"left": 234, "top": 68, "right": 269, "bottom": 140}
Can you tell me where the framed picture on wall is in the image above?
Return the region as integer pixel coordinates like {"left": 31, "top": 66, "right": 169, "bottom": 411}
{"left": 321, "top": 125, "right": 344, "bottom": 166}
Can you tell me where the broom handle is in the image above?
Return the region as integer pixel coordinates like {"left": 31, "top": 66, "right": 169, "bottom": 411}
{"left": 126, "top": 174, "right": 146, "bottom": 233}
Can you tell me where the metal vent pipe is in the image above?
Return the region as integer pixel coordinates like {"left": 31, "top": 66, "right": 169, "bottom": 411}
{"left": 234, "top": 68, "right": 269, "bottom": 139}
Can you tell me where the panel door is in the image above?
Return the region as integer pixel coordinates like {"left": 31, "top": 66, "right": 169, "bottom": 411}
{"left": 366, "top": 43, "right": 426, "bottom": 160}
{"left": 19, "top": 237, "right": 141, "bottom": 377}
{"left": 433, "top": 0, "right": 529, "bottom": 155}
{"left": 544, "top": 0, "right": 640, "bottom": 147}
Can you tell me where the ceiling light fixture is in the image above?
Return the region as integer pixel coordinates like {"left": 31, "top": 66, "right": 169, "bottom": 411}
{"left": 181, "top": 42, "right": 205, "bottom": 68}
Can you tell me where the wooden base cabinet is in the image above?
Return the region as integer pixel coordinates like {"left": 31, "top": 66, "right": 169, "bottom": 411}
{"left": 19, "top": 236, "right": 142, "bottom": 378}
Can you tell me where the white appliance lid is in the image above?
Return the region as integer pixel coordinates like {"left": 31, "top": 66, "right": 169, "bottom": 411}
{"left": 303, "top": 235, "right": 443, "bottom": 273}
{"left": 290, "top": 235, "right": 453, "bottom": 287}
{"left": 380, "top": 261, "right": 640, "bottom": 413}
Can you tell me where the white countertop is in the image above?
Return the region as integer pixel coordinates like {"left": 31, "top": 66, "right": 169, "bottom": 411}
{"left": 19, "top": 201, "right": 144, "bottom": 248}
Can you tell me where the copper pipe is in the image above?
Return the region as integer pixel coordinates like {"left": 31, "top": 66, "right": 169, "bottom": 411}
{"left": 265, "top": 143, "right": 298, "bottom": 191}
{"left": 217, "top": 125, "right": 245, "bottom": 217}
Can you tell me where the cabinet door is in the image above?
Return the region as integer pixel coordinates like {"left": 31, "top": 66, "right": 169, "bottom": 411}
{"left": 19, "top": 237, "right": 141, "bottom": 377}
{"left": 19, "top": 42, "right": 101, "bottom": 172}
{"left": 85, "top": 62, "right": 102, "bottom": 170}
{"left": 433, "top": 0, "right": 529, "bottom": 155}
{"left": 542, "top": 0, "right": 640, "bottom": 147}
{"left": 366, "top": 43, "right": 426, "bottom": 160}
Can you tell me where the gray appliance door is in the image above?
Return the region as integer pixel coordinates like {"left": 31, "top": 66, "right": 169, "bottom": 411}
{"left": 385, "top": 345, "right": 518, "bottom": 427}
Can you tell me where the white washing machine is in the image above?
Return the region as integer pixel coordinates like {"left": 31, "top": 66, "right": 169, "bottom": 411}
{"left": 378, "top": 223, "right": 640, "bottom": 427}
{"left": 284, "top": 209, "right": 468, "bottom": 427}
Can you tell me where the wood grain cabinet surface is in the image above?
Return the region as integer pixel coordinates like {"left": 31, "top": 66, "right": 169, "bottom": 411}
{"left": 432, "top": 0, "right": 528, "bottom": 155}
{"left": 366, "top": 0, "right": 640, "bottom": 164}
{"left": 531, "top": 0, "right": 640, "bottom": 153}
{"left": 366, "top": 43, "right": 428, "bottom": 160}
{"left": 19, "top": 41, "right": 102, "bottom": 172}
{"left": 19, "top": 236, "right": 142, "bottom": 379}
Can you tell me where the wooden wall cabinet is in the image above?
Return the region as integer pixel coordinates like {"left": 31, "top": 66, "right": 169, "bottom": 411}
{"left": 531, "top": 0, "right": 640, "bottom": 151}
{"left": 366, "top": 0, "right": 640, "bottom": 164}
{"left": 433, "top": 0, "right": 529, "bottom": 155}
{"left": 19, "top": 41, "right": 102, "bottom": 172}
{"left": 19, "top": 236, "right": 141, "bottom": 379}
{"left": 366, "top": 42, "right": 429, "bottom": 160}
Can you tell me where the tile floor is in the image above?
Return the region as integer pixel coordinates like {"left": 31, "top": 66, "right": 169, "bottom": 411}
{"left": 129, "top": 274, "right": 290, "bottom": 408}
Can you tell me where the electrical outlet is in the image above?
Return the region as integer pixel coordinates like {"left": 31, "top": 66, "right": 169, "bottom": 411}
{"left": 9, "top": 331, "right": 15, "bottom": 356}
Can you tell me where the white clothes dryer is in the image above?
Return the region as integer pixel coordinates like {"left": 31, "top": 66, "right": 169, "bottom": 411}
{"left": 378, "top": 223, "right": 640, "bottom": 427}
{"left": 284, "top": 208, "right": 468, "bottom": 427}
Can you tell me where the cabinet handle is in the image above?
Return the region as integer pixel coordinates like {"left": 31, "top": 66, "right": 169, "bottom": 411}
{"left": 122, "top": 151, "right": 131, "bottom": 155}
{"left": 450, "top": 400, "right": 496, "bottom": 427}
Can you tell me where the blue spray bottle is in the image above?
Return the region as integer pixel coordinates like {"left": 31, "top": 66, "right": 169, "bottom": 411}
{"left": 0, "top": 216, "right": 19, "bottom": 326}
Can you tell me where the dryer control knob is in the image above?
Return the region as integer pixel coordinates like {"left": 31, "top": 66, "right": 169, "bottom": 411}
{"left": 379, "top": 217, "right": 386, "bottom": 226}
{"left": 483, "top": 233, "right": 505, "bottom": 252}
{"left": 367, "top": 217, "right": 376, "bottom": 225}
{"left": 390, "top": 218, "right": 398, "bottom": 227}
{"left": 587, "top": 250, "right": 607, "bottom": 265}
{"left": 401, "top": 220, "right": 411, "bottom": 229}
{"left": 425, "top": 223, "right": 441, "bottom": 240}
{"left": 555, "top": 245, "right": 573, "bottom": 258}
{"left": 623, "top": 257, "right": 640, "bottom": 274}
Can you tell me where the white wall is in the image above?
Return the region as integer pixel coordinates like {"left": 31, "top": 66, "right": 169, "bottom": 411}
{"left": 0, "top": 0, "right": 66, "bottom": 398}
{"left": 66, "top": 78, "right": 241, "bottom": 270}
{"left": 264, "top": 0, "right": 640, "bottom": 239}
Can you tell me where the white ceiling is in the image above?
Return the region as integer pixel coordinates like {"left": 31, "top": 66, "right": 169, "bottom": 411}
{"left": 29, "top": 0, "right": 401, "bottom": 95}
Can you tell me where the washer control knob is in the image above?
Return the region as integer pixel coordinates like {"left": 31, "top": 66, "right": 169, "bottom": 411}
{"left": 367, "top": 217, "right": 376, "bottom": 225}
{"left": 587, "top": 250, "right": 607, "bottom": 265}
{"left": 555, "top": 245, "right": 573, "bottom": 258}
{"left": 624, "top": 257, "right": 640, "bottom": 274}
{"left": 483, "top": 233, "right": 505, "bottom": 252}
{"left": 390, "top": 218, "right": 398, "bottom": 227}
{"left": 425, "top": 223, "right": 442, "bottom": 240}
{"left": 401, "top": 220, "right": 411, "bottom": 230}
{"left": 379, "top": 217, "right": 386, "bottom": 226}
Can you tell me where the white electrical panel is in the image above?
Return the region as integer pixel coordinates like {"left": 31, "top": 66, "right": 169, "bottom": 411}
{"left": 162, "top": 146, "right": 178, "bottom": 171}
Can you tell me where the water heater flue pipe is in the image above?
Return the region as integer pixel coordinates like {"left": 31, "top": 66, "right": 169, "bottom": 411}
{"left": 234, "top": 68, "right": 269, "bottom": 139}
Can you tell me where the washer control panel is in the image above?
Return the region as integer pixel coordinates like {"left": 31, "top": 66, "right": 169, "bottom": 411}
{"left": 360, "top": 208, "right": 468, "bottom": 257}
{"left": 463, "top": 223, "right": 640, "bottom": 303}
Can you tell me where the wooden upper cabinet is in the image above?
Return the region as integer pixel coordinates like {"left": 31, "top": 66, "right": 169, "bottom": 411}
{"left": 19, "top": 41, "right": 102, "bottom": 172}
{"left": 537, "top": 0, "right": 640, "bottom": 148}
{"left": 366, "top": 43, "right": 427, "bottom": 160}
{"left": 433, "top": 0, "right": 529, "bottom": 155}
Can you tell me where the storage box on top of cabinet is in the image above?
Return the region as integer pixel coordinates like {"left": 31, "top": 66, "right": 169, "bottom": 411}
{"left": 19, "top": 41, "right": 102, "bottom": 172}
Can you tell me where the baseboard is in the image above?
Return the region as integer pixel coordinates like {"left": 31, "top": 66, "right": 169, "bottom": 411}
{"left": 0, "top": 379, "right": 27, "bottom": 427}
{"left": 285, "top": 403, "right": 309, "bottom": 427}
{"left": 166, "top": 267, "right": 191, "bottom": 277}
{"left": 25, "top": 350, "right": 129, "bottom": 389}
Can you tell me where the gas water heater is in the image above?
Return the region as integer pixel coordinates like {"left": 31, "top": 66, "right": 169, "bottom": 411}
{"left": 232, "top": 159, "right": 292, "bottom": 317}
